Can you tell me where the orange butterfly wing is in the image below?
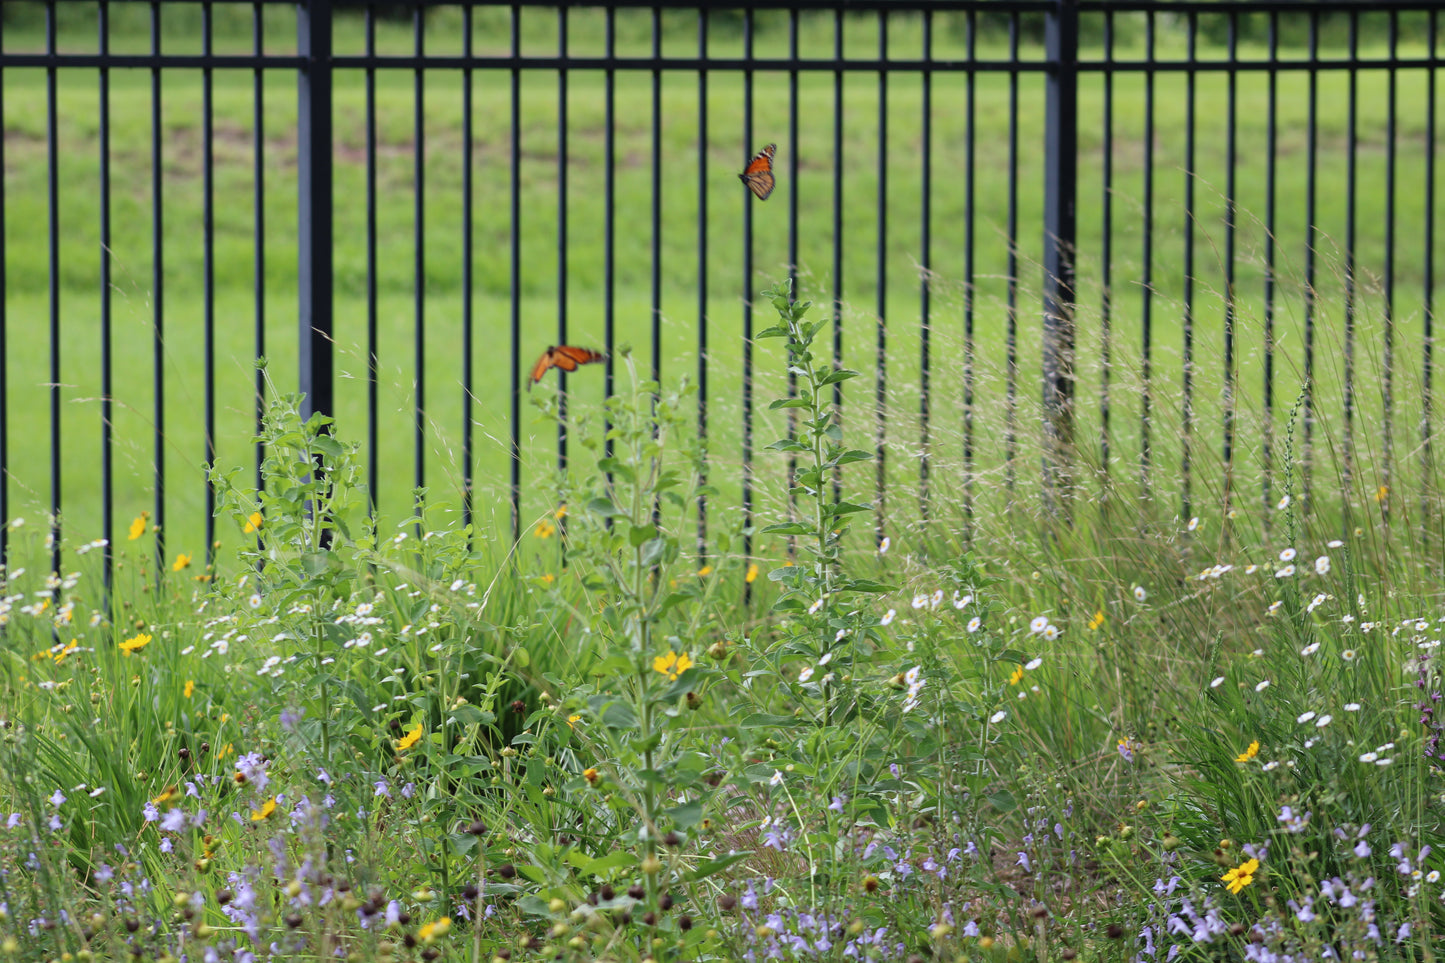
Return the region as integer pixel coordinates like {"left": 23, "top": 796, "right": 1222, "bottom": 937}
{"left": 739, "top": 143, "right": 777, "bottom": 201}
{"left": 553, "top": 345, "right": 606, "bottom": 372}
{"left": 528, "top": 346, "right": 606, "bottom": 388}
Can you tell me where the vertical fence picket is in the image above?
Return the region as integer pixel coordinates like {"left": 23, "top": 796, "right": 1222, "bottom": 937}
{"left": 1425, "top": 9, "right": 1439, "bottom": 539}
{"left": 99, "top": 0, "right": 113, "bottom": 590}
{"left": 874, "top": 10, "right": 888, "bottom": 539}
{"left": 365, "top": 4, "right": 379, "bottom": 511}
{"left": 202, "top": 0, "right": 216, "bottom": 564}
{"left": 557, "top": 8, "right": 570, "bottom": 469}
{"left": 1263, "top": 10, "right": 1278, "bottom": 516}
{"left": 1005, "top": 11, "right": 1020, "bottom": 494}
{"left": 462, "top": 4, "right": 475, "bottom": 536}
{"left": 0, "top": 10, "right": 6, "bottom": 570}
{"left": 253, "top": 0, "right": 267, "bottom": 506}
{"left": 1042, "top": 0, "right": 1078, "bottom": 513}
{"left": 46, "top": 0, "right": 61, "bottom": 576}
{"left": 1099, "top": 9, "right": 1113, "bottom": 491}
{"left": 696, "top": 8, "right": 708, "bottom": 559}
{"left": 298, "top": 0, "right": 334, "bottom": 429}
{"left": 412, "top": 6, "right": 426, "bottom": 514}
{"left": 150, "top": 0, "right": 165, "bottom": 569}
{"left": 1180, "top": 12, "right": 1196, "bottom": 522}
{"left": 919, "top": 9, "right": 932, "bottom": 525}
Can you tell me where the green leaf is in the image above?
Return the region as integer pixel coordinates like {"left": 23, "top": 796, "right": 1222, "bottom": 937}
{"left": 833, "top": 449, "right": 873, "bottom": 466}
{"left": 666, "top": 800, "right": 704, "bottom": 829}
{"left": 312, "top": 434, "right": 347, "bottom": 459}
{"left": 826, "top": 501, "right": 871, "bottom": 517}
{"left": 683, "top": 852, "right": 754, "bottom": 881}
{"left": 601, "top": 702, "right": 639, "bottom": 729}
{"left": 587, "top": 497, "right": 624, "bottom": 517}
{"left": 839, "top": 578, "right": 894, "bottom": 593}
{"left": 761, "top": 523, "right": 812, "bottom": 536}
{"left": 629, "top": 524, "right": 659, "bottom": 548}
{"left": 448, "top": 833, "right": 479, "bottom": 856}
{"left": 987, "top": 790, "right": 1017, "bottom": 813}
{"left": 640, "top": 537, "right": 669, "bottom": 567}
{"left": 448, "top": 705, "right": 495, "bottom": 727}
{"left": 767, "top": 398, "right": 811, "bottom": 410}
{"left": 817, "top": 368, "right": 860, "bottom": 385}
{"left": 567, "top": 850, "right": 637, "bottom": 876}
{"left": 764, "top": 440, "right": 809, "bottom": 453}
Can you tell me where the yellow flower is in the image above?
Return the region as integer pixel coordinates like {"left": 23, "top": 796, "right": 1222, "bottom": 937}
{"left": 566, "top": 714, "right": 581, "bottom": 729}
{"left": 216, "top": 743, "right": 234, "bottom": 760}
{"left": 1235, "top": 739, "right": 1260, "bottom": 763}
{"left": 583, "top": 767, "right": 600, "bottom": 786}
{"left": 652, "top": 650, "right": 693, "bottom": 680}
{"left": 535, "top": 520, "right": 556, "bottom": 539}
{"left": 696, "top": 565, "right": 713, "bottom": 577}
{"left": 151, "top": 785, "right": 178, "bottom": 806}
{"left": 554, "top": 505, "right": 568, "bottom": 519}
{"left": 417, "top": 917, "right": 451, "bottom": 943}
{"left": 397, "top": 723, "right": 423, "bottom": 751}
{"left": 745, "top": 563, "right": 759, "bottom": 584}
{"left": 242, "top": 511, "right": 263, "bottom": 534}
{"left": 1376, "top": 485, "right": 1389, "bottom": 504}
{"left": 119, "top": 632, "right": 152, "bottom": 655}
{"left": 1087, "top": 608, "right": 1105, "bottom": 631}
{"left": 1009, "top": 664, "right": 1025, "bottom": 685}
{"left": 184, "top": 679, "right": 194, "bottom": 699}
{"left": 250, "top": 797, "right": 277, "bottom": 822}
{"left": 128, "top": 512, "right": 149, "bottom": 541}
{"left": 540, "top": 573, "right": 556, "bottom": 586}
{"left": 1221, "top": 858, "right": 1260, "bottom": 894}
{"left": 52, "top": 640, "right": 78, "bottom": 664}
{"left": 172, "top": 553, "right": 192, "bottom": 572}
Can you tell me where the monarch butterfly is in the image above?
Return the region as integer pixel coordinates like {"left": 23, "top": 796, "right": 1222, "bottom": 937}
{"left": 528, "top": 345, "right": 606, "bottom": 388}
{"left": 739, "top": 143, "right": 777, "bottom": 201}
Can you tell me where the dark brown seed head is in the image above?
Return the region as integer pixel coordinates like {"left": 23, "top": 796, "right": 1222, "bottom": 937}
{"left": 718, "top": 894, "right": 738, "bottom": 911}
{"left": 497, "top": 864, "right": 516, "bottom": 879}
{"left": 1106, "top": 923, "right": 1125, "bottom": 939}
{"left": 658, "top": 893, "right": 673, "bottom": 911}
{"left": 627, "top": 884, "right": 645, "bottom": 900}
{"left": 284, "top": 913, "right": 303, "bottom": 929}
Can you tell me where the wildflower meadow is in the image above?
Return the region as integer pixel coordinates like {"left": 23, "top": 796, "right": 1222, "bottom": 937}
{"left": 0, "top": 277, "right": 1440, "bottom": 963}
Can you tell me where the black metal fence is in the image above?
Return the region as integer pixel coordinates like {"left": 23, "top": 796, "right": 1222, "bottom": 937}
{"left": 0, "top": 0, "right": 1440, "bottom": 580}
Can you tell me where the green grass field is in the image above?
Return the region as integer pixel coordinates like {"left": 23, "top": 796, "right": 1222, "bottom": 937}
{"left": 1, "top": 6, "right": 1442, "bottom": 558}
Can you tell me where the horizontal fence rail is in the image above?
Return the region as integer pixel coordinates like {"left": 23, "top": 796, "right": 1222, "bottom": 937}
{"left": 0, "top": 0, "right": 1440, "bottom": 581}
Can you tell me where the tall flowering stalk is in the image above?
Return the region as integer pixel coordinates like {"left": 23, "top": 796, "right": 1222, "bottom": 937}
{"left": 757, "top": 281, "right": 887, "bottom": 725}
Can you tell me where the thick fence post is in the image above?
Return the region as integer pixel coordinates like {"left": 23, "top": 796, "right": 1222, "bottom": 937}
{"left": 298, "top": 0, "right": 333, "bottom": 424}
{"left": 1042, "top": 0, "right": 1078, "bottom": 510}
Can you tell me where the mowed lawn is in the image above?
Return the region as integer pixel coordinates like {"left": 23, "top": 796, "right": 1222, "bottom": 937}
{"left": 1, "top": 6, "right": 1442, "bottom": 554}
